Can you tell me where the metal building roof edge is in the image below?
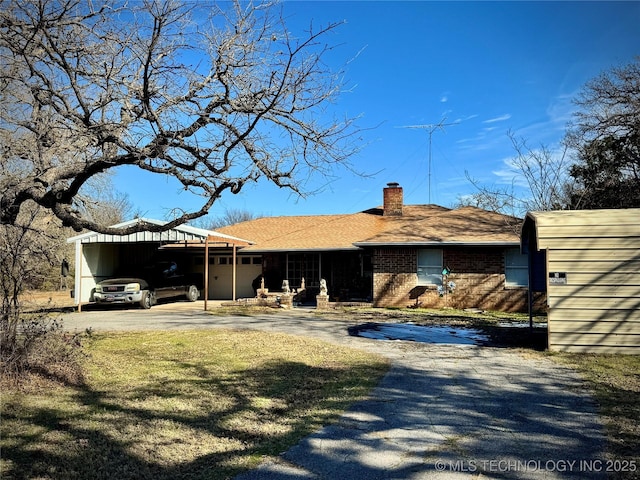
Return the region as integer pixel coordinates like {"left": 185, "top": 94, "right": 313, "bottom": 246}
{"left": 66, "top": 217, "right": 251, "bottom": 245}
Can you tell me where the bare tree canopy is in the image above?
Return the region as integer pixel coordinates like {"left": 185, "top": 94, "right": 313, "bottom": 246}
{"left": 0, "top": 0, "right": 360, "bottom": 235}
{"left": 568, "top": 56, "right": 640, "bottom": 145}
{"left": 459, "top": 131, "right": 571, "bottom": 217}
{"left": 205, "top": 207, "right": 262, "bottom": 229}
{"left": 566, "top": 57, "right": 640, "bottom": 208}
{"left": 461, "top": 58, "right": 640, "bottom": 214}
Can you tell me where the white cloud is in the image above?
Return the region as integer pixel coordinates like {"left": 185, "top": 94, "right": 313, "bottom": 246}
{"left": 491, "top": 141, "right": 572, "bottom": 189}
{"left": 492, "top": 159, "right": 531, "bottom": 188}
{"left": 509, "top": 92, "right": 578, "bottom": 143}
{"left": 483, "top": 114, "right": 512, "bottom": 124}
{"left": 545, "top": 93, "right": 577, "bottom": 129}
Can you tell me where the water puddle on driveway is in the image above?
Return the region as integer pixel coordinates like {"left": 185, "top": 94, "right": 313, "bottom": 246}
{"left": 348, "top": 322, "right": 489, "bottom": 346}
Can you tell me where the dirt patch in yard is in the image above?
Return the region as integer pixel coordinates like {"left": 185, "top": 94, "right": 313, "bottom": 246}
{"left": 20, "top": 290, "right": 75, "bottom": 312}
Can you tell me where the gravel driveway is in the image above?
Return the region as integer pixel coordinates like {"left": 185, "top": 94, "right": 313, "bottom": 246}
{"left": 63, "top": 303, "right": 606, "bottom": 479}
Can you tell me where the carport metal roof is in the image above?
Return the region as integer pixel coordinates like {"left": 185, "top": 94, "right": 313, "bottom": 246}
{"left": 67, "top": 218, "right": 251, "bottom": 245}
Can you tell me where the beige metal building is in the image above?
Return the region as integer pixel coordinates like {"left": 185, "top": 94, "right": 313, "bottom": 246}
{"left": 521, "top": 209, "right": 640, "bottom": 353}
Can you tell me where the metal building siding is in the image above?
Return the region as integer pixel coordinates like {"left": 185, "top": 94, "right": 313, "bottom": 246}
{"left": 524, "top": 209, "right": 640, "bottom": 354}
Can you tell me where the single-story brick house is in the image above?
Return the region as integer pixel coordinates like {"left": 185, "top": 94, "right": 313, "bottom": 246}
{"left": 218, "top": 183, "right": 533, "bottom": 312}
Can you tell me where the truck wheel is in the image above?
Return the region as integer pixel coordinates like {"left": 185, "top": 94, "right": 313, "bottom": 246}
{"left": 186, "top": 285, "right": 199, "bottom": 302}
{"left": 140, "top": 291, "right": 152, "bottom": 309}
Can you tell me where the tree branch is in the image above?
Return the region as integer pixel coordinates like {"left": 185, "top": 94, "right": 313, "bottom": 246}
{"left": 0, "top": 0, "right": 360, "bottom": 234}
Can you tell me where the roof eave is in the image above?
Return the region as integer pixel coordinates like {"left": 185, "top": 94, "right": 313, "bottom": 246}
{"left": 353, "top": 241, "right": 521, "bottom": 247}
{"left": 240, "top": 246, "right": 364, "bottom": 254}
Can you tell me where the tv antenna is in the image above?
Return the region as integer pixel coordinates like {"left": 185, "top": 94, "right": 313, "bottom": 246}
{"left": 399, "top": 118, "right": 458, "bottom": 203}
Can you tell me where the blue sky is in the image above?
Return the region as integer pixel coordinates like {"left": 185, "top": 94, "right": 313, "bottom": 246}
{"left": 115, "top": 1, "right": 640, "bottom": 222}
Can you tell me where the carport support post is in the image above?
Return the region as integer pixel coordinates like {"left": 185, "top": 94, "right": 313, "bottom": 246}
{"left": 204, "top": 237, "right": 209, "bottom": 311}
{"left": 528, "top": 248, "right": 533, "bottom": 329}
{"left": 77, "top": 243, "right": 83, "bottom": 313}
{"left": 232, "top": 243, "right": 237, "bottom": 301}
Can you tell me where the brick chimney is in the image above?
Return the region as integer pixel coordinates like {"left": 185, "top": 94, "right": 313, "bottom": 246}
{"left": 383, "top": 182, "right": 403, "bottom": 216}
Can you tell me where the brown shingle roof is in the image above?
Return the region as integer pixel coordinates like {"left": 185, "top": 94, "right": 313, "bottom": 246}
{"left": 356, "top": 206, "right": 521, "bottom": 245}
{"left": 217, "top": 205, "right": 520, "bottom": 252}
{"left": 218, "top": 212, "right": 387, "bottom": 252}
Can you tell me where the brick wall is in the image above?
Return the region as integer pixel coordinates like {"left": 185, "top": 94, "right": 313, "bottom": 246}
{"left": 373, "top": 247, "right": 542, "bottom": 313}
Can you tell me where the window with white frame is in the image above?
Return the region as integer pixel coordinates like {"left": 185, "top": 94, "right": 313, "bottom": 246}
{"left": 505, "top": 248, "right": 528, "bottom": 287}
{"left": 417, "top": 249, "right": 443, "bottom": 285}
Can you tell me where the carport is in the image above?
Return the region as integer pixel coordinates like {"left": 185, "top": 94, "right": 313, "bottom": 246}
{"left": 67, "top": 218, "right": 252, "bottom": 310}
{"left": 521, "top": 208, "right": 640, "bottom": 353}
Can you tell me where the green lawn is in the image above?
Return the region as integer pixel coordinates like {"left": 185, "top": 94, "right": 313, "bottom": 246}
{"left": 1, "top": 330, "right": 389, "bottom": 480}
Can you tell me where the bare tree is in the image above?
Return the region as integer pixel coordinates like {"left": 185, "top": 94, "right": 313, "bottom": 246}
{"left": 462, "top": 59, "right": 640, "bottom": 214}
{"left": 565, "top": 57, "right": 640, "bottom": 208}
{"left": 459, "top": 131, "right": 571, "bottom": 217}
{"left": 0, "top": 202, "right": 65, "bottom": 375}
{"left": 74, "top": 173, "right": 136, "bottom": 227}
{"left": 567, "top": 56, "right": 640, "bottom": 146}
{"left": 0, "top": 0, "right": 360, "bottom": 235}
{"left": 192, "top": 207, "right": 263, "bottom": 229}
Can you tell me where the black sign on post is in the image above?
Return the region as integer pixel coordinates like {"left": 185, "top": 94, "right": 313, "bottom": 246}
{"left": 549, "top": 272, "right": 567, "bottom": 285}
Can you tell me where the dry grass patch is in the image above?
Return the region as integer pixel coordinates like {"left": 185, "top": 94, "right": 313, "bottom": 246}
{"left": 553, "top": 353, "right": 640, "bottom": 480}
{"left": 19, "top": 290, "right": 75, "bottom": 312}
{"left": 2, "top": 329, "right": 388, "bottom": 480}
